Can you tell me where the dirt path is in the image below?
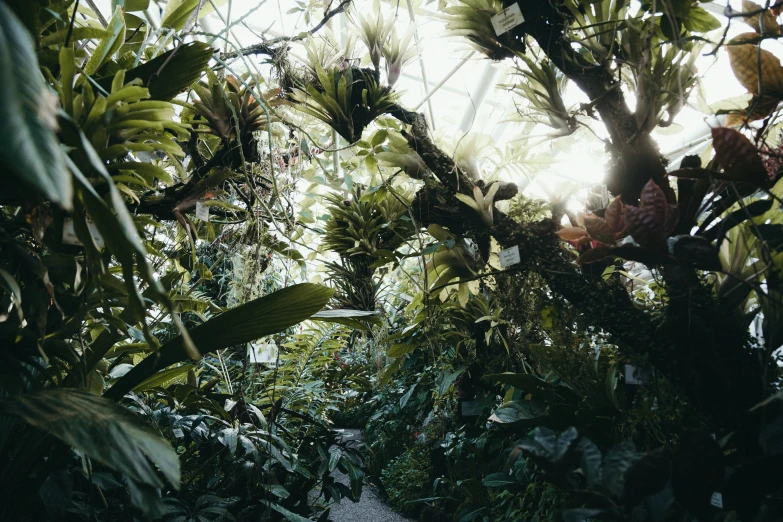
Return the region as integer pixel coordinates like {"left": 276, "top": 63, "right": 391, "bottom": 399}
{"left": 326, "top": 429, "right": 413, "bottom": 522}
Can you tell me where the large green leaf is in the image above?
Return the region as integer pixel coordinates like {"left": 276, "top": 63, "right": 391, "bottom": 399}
{"left": 95, "top": 42, "right": 214, "bottom": 101}
{"left": 0, "top": 389, "right": 179, "bottom": 489}
{"left": 0, "top": 3, "right": 71, "bottom": 210}
{"left": 105, "top": 283, "right": 334, "bottom": 400}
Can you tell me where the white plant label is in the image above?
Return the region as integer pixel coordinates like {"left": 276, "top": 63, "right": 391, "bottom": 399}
{"left": 63, "top": 217, "right": 105, "bottom": 248}
{"left": 499, "top": 245, "right": 521, "bottom": 268}
{"left": 625, "top": 364, "right": 646, "bottom": 385}
{"left": 195, "top": 201, "right": 209, "bottom": 222}
{"left": 173, "top": 428, "right": 184, "bottom": 439}
{"left": 710, "top": 492, "right": 723, "bottom": 509}
{"left": 491, "top": 3, "right": 525, "bottom": 36}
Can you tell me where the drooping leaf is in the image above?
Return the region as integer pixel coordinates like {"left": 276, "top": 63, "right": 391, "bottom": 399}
{"left": 0, "top": 3, "right": 71, "bottom": 210}
{"left": 563, "top": 509, "right": 606, "bottom": 522}
{"left": 133, "top": 364, "right": 193, "bottom": 392}
{"left": 668, "top": 235, "right": 722, "bottom": 271}
{"left": 556, "top": 226, "right": 589, "bottom": 241}
{"left": 96, "top": 42, "right": 214, "bottom": 101}
{"left": 711, "top": 127, "right": 769, "bottom": 187}
{"left": 40, "top": 27, "right": 108, "bottom": 47}
{"left": 741, "top": 1, "right": 781, "bottom": 35}
{"left": 603, "top": 440, "right": 639, "bottom": 497}
{"left": 725, "top": 94, "right": 779, "bottom": 126}
{"left": 751, "top": 223, "right": 783, "bottom": 250}
{"left": 584, "top": 216, "right": 615, "bottom": 244}
{"left": 83, "top": 6, "right": 126, "bottom": 75}
{"left": 311, "top": 309, "right": 381, "bottom": 329}
{"left": 482, "top": 472, "right": 517, "bottom": 488}
{"left": 105, "top": 284, "right": 334, "bottom": 399}
{"left": 702, "top": 199, "right": 774, "bottom": 242}
{"left": 61, "top": 119, "right": 166, "bottom": 317}
{"left": 487, "top": 373, "right": 580, "bottom": 404}
{"left": 580, "top": 438, "right": 602, "bottom": 488}
{"left": 727, "top": 33, "right": 783, "bottom": 98}
{"left": 605, "top": 196, "right": 626, "bottom": 235}
{"left": 0, "top": 389, "right": 180, "bottom": 489}
{"left": 491, "top": 400, "right": 547, "bottom": 424}
{"left": 161, "top": 0, "right": 226, "bottom": 30}
{"left": 577, "top": 245, "right": 614, "bottom": 264}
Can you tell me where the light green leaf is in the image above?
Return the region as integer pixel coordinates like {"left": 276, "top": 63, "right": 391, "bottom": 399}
{"left": 161, "top": 0, "right": 226, "bottom": 30}
{"left": 83, "top": 6, "right": 126, "bottom": 75}
{"left": 133, "top": 364, "right": 193, "bottom": 392}
{"left": 40, "top": 26, "right": 108, "bottom": 47}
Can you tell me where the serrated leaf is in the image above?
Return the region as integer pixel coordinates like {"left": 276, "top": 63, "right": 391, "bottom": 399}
{"left": 0, "top": 3, "right": 71, "bottom": 210}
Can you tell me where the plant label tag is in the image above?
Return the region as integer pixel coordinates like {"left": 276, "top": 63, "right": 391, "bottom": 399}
{"left": 710, "top": 492, "right": 723, "bottom": 509}
{"left": 499, "top": 245, "right": 521, "bottom": 268}
{"left": 63, "top": 217, "right": 105, "bottom": 248}
{"left": 62, "top": 218, "right": 80, "bottom": 246}
{"left": 173, "top": 428, "right": 184, "bottom": 438}
{"left": 87, "top": 218, "right": 105, "bottom": 248}
{"left": 625, "top": 364, "right": 647, "bottom": 385}
{"left": 195, "top": 201, "right": 209, "bottom": 222}
{"left": 491, "top": 3, "right": 525, "bottom": 36}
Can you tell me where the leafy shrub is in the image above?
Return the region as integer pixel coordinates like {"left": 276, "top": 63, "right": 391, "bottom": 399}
{"left": 380, "top": 443, "right": 432, "bottom": 517}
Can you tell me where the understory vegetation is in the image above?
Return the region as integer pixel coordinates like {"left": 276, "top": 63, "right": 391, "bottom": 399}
{"left": 2, "top": 0, "right": 783, "bottom": 521}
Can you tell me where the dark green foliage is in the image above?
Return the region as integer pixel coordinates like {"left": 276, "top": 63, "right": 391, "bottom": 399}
{"left": 381, "top": 444, "right": 432, "bottom": 517}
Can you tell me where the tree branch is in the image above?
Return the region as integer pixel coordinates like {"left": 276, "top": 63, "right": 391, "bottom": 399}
{"left": 220, "top": 0, "right": 353, "bottom": 62}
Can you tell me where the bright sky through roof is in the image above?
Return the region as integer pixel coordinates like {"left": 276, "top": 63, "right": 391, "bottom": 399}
{"left": 111, "top": 0, "right": 778, "bottom": 194}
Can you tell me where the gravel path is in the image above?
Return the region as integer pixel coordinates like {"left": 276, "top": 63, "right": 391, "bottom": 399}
{"left": 326, "top": 429, "right": 413, "bottom": 522}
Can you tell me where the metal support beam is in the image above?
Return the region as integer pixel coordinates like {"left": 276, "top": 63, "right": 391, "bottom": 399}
{"left": 414, "top": 51, "right": 475, "bottom": 110}
{"left": 459, "top": 61, "right": 498, "bottom": 133}
{"left": 406, "top": 0, "right": 436, "bottom": 129}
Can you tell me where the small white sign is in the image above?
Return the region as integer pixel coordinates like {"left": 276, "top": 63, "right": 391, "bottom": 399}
{"left": 195, "top": 201, "right": 209, "bottom": 222}
{"left": 490, "top": 3, "right": 525, "bottom": 36}
{"left": 248, "top": 343, "right": 278, "bottom": 365}
{"left": 63, "top": 217, "right": 105, "bottom": 248}
{"left": 710, "top": 492, "right": 723, "bottom": 509}
{"left": 173, "top": 428, "right": 184, "bottom": 438}
{"left": 499, "top": 245, "right": 521, "bottom": 268}
{"left": 625, "top": 364, "right": 647, "bottom": 385}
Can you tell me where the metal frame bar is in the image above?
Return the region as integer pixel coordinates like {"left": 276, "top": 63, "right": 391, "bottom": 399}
{"left": 406, "top": 0, "right": 436, "bottom": 129}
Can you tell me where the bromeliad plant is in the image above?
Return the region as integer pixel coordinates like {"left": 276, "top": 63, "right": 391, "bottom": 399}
{"left": 290, "top": 64, "right": 399, "bottom": 142}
